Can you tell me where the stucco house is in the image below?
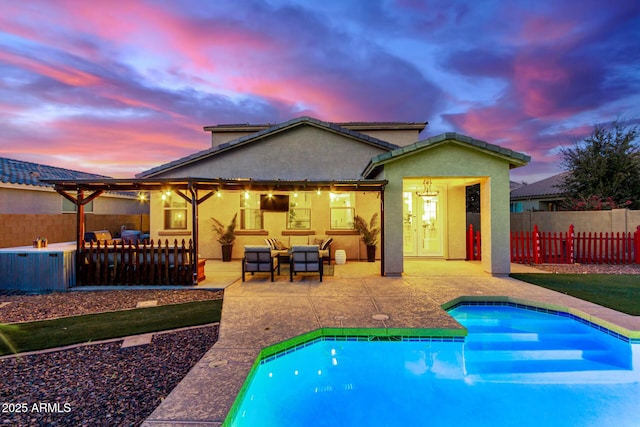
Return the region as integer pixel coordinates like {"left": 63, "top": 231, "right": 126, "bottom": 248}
{"left": 0, "top": 157, "right": 149, "bottom": 248}
{"left": 510, "top": 172, "right": 568, "bottom": 212}
{"left": 133, "top": 116, "right": 529, "bottom": 276}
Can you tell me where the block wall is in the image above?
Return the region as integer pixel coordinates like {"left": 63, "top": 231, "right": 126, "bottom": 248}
{"left": 0, "top": 214, "right": 150, "bottom": 248}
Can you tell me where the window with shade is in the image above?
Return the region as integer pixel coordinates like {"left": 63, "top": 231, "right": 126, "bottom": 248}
{"left": 287, "top": 192, "right": 311, "bottom": 230}
{"left": 330, "top": 192, "right": 355, "bottom": 229}
{"left": 62, "top": 198, "right": 94, "bottom": 213}
{"left": 240, "top": 192, "right": 263, "bottom": 230}
{"left": 162, "top": 192, "right": 187, "bottom": 230}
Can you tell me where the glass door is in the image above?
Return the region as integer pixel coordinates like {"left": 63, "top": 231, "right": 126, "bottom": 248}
{"left": 403, "top": 191, "right": 416, "bottom": 255}
{"left": 418, "top": 194, "right": 442, "bottom": 256}
{"left": 403, "top": 182, "right": 445, "bottom": 257}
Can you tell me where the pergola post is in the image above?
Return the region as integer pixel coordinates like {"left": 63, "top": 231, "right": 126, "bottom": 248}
{"left": 189, "top": 183, "right": 199, "bottom": 285}
{"left": 76, "top": 190, "right": 85, "bottom": 247}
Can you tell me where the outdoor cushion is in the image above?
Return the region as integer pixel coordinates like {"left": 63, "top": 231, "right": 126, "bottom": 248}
{"left": 289, "top": 236, "right": 308, "bottom": 246}
{"left": 290, "top": 245, "right": 323, "bottom": 281}
{"left": 320, "top": 237, "right": 333, "bottom": 250}
{"left": 264, "top": 238, "right": 278, "bottom": 249}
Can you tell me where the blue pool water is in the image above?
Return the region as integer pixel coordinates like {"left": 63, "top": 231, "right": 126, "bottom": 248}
{"left": 228, "top": 304, "right": 640, "bottom": 427}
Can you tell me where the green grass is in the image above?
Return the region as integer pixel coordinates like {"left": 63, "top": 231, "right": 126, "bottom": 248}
{"left": 510, "top": 273, "right": 640, "bottom": 316}
{"left": 0, "top": 299, "right": 222, "bottom": 356}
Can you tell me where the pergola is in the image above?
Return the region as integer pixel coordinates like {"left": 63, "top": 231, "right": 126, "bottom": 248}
{"left": 42, "top": 177, "right": 388, "bottom": 283}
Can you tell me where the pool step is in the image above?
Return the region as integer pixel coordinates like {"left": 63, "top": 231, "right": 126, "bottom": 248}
{"left": 463, "top": 348, "right": 617, "bottom": 374}
{"left": 460, "top": 318, "right": 585, "bottom": 334}
{"left": 452, "top": 305, "right": 632, "bottom": 375}
{"left": 466, "top": 368, "right": 640, "bottom": 384}
{"left": 465, "top": 332, "right": 605, "bottom": 351}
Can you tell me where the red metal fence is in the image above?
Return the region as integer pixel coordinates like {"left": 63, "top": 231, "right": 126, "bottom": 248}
{"left": 467, "top": 224, "right": 640, "bottom": 265}
{"left": 79, "top": 239, "right": 195, "bottom": 286}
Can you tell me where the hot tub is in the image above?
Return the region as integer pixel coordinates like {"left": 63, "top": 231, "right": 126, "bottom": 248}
{"left": 0, "top": 242, "right": 77, "bottom": 291}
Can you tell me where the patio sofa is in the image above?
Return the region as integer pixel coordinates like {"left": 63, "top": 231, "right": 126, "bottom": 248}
{"left": 264, "top": 235, "right": 333, "bottom": 264}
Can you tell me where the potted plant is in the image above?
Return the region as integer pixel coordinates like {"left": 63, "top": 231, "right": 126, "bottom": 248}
{"left": 212, "top": 213, "right": 237, "bottom": 262}
{"left": 353, "top": 213, "right": 380, "bottom": 262}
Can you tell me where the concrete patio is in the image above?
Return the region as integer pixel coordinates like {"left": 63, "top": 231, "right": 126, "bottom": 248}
{"left": 143, "top": 260, "right": 640, "bottom": 426}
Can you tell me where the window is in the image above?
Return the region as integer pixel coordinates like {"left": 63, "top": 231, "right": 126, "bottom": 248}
{"left": 162, "top": 192, "right": 187, "bottom": 229}
{"left": 240, "top": 192, "right": 263, "bottom": 230}
{"left": 288, "top": 192, "right": 311, "bottom": 229}
{"left": 330, "top": 192, "right": 355, "bottom": 229}
{"left": 62, "top": 198, "right": 93, "bottom": 213}
{"left": 510, "top": 202, "right": 523, "bottom": 213}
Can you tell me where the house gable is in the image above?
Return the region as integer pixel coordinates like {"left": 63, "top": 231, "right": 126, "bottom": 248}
{"left": 138, "top": 117, "right": 401, "bottom": 181}
{"left": 203, "top": 118, "right": 426, "bottom": 148}
{"left": 362, "top": 132, "right": 530, "bottom": 178}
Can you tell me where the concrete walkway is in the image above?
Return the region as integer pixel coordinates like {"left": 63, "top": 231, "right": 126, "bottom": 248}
{"left": 143, "top": 260, "right": 640, "bottom": 426}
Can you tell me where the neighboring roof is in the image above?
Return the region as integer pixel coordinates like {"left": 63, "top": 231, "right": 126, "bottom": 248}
{"left": 510, "top": 172, "right": 569, "bottom": 200}
{"left": 138, "top": 116, "right": 404, "bottom": 178}
{"left": 0, "top": 157, "right": 112, "bottom": 188}
{"left": 362, "top": 132, "right": 531, "bottom": 177}
{"left": 510, "top": 181, "right": 526, "bottom": 191}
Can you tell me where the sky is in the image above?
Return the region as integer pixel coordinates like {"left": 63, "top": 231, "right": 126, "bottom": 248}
{"left": 1, "top": 0, "right": 639, "bottom": 183}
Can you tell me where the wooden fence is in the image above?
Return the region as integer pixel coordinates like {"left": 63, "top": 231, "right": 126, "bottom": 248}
{"left": 467, "top": 224, "right": 640, "bottom": 265}
{"left": 79, "top": 239, "right": 195, "bottom": 286}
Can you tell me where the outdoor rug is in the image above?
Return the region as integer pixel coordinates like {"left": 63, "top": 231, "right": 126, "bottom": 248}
{"left": 277, "top": 264, "right": 334, "bottom": 277}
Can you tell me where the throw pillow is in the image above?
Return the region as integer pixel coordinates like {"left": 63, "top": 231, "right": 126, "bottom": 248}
{"left": 320, "top": 238, "right": 333, "bottom": 250}
{"left": 264, "top": 238, "right": 277, "bottom": 249}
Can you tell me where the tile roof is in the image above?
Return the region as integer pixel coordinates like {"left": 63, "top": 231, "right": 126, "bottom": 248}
{"left": 138, "top": 116, "right": 402, "bottom": 178}
{"left": 362, "top": 132, "right": 530, "bottom": 177}
{"left": 510, "top": 172, "right": 569, "bottom": 199}
{"left": 0, "top": 157, "right": 112, "bottom": 188}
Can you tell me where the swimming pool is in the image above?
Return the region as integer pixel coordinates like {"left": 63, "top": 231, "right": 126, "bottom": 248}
{"left": 227, "top": 303, "right": 640, "bottom": 427}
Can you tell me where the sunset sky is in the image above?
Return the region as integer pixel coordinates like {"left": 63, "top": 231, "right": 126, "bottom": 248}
{"left": 1, "top": 0, "right": 639, "bottom": 183}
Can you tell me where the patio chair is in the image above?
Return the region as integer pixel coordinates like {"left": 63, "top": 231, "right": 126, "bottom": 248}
{"left": 242, "top": 245, "right": 278, "bottom": 282}
{"left": 290, "top": 245, "right": 323, "bottom": 282}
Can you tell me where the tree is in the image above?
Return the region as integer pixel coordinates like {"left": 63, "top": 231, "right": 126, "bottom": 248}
{"left": 466, "top": 184, "right": 480, "bottom": 213}
{"left": 560, "top": 120, "right": 640, "bottom": 210}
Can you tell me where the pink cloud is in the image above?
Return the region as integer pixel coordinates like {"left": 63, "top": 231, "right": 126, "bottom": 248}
{"left": 512, "top": 54, "right": 570, "bottom": 118}
{"left": 0, "top": 51, "right": 101, "bottom": 87}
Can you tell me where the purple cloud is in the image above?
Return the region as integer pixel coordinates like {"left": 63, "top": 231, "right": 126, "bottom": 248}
{"left": 0, "top": 0, "right": 638, "bottom": 181}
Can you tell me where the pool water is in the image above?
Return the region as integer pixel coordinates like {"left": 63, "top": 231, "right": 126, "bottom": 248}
{"left": 228, "top": 304, "right": 640, "bottom": 427}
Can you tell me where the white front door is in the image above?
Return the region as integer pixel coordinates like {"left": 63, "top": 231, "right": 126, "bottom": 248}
{"left": 403, "top": 182, "right": 445, "bottom": 257}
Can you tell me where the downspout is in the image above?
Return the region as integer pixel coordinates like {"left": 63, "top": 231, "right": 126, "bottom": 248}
{"left": 76, "top": 189, "right": 85, "bottom": 286}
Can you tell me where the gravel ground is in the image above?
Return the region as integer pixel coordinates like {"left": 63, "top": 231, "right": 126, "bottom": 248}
{"left": 0, "top": 290, "right": 222, "bottom": 426}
